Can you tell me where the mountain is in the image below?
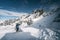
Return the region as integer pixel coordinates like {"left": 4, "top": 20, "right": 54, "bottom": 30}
{"left": 0, "top": 8, "right": 60, "bottom": 40}
{"left": 0, "top": 9, "right": 29, "bottom": 23}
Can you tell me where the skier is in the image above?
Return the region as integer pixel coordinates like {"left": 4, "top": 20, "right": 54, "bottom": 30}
{"left": 15, "top": 23, "right": 20, "bottom": 32}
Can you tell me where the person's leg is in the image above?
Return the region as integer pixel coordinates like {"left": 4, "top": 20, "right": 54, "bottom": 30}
{"left": 17, "top": 28, "right": 18, "bottom": 32}
{"left": 17, "top": 28, "right": 19, "bottom": 32}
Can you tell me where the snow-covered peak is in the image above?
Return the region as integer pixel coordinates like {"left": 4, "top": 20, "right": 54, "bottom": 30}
{"left": 0, "top": 8, "right": 60, "bottom": 40}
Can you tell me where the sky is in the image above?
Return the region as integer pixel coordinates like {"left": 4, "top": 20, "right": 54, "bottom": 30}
{"left": 0, "top": 0, "right": 60, "bottom": 13}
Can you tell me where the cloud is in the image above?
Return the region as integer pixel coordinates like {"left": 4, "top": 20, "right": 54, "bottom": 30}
{"left": 0, "top": 9, "right": 28, "bottom": 20}
{"left": 0, "top": 9, "right": 28, "bottom": 16}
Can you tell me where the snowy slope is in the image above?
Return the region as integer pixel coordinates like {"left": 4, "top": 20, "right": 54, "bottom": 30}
{"left": 1, "top": 32, "right": 37, "bottom": 40}
{"left": 0, "top": 8, "right": 60, "bottom": 40}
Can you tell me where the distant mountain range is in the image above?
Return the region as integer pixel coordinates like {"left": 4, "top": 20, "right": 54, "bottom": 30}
{"left": 0, "top": 9, "right": 28, "bottom": 21}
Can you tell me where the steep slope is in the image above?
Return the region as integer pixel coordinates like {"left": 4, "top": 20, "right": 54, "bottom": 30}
{"left": 0, "top": 8, "right": 60, "bottom": 40}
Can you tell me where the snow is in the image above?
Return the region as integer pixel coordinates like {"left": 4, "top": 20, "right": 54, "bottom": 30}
{"left": 0, "top": 25, "right": 39, "bottom": 40}
{"left": 33, "top": 15, "right": 43, "bottom": 22}
{"left": 0, "top": 20, "right": 4, "bottom": 23}
{"left": 31, "top": 13, "right": 57, "bottom": 28}
{"left": 1, "top": 32, "right": 37, "bottom": 40}
{"left": 21, "top": 27, "right": 40, "bottom": 38}
{"left": 0, "top": 9, "right": 60, "bottom": 40}
{"left": 0, "top": 25, "right": 15, "bottom": 39}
